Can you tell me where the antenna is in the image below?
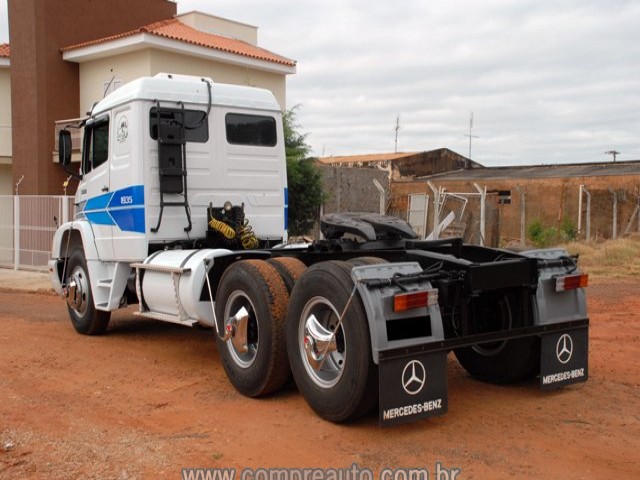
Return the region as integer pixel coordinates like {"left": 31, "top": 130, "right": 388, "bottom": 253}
{"left": 605, "top": 150, "right": 620, "bottom": 162}
{"left": 103, "top": 75, "right": 116, "bottom": 98}
{"left": 393, "top": 115, "right": 401, "bottom": 153}
{"left": 463, "top": 111, "right": 479, "bottom": 168}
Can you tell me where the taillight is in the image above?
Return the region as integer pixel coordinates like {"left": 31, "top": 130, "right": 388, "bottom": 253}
{"left": 393, "top": 289, "right": 439, "bottom": 312}
{"left": 555, "top": 273, "right": 588, "bottom": 292}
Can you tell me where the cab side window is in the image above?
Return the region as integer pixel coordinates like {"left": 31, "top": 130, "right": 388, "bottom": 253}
{"left": 225, "top": 113, "right": 277, "bottom": 147}
{"left": 149, "top": 108, "right": 209, "bottom": 143}
{"left": 83, "top": 118, "right": 110, "bottom": 174}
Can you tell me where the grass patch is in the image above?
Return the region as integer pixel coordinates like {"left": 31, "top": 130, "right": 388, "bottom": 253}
{"left": 563, "top": 236, "right": 640, "bottom": 277}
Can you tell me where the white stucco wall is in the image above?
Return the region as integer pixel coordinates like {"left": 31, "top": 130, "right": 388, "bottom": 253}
{"left": 78, "top": 50, "right": 153, "bottom": 118}
{"left": 149, "top": 49, "right": 287, "bottom": 109}
{"left": 78, "top": 48, "right": 287, "bottom": 114}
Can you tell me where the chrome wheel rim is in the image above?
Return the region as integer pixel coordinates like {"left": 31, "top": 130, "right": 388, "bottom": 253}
{"left": 224, "top": 290, "right": 259, "bottom": 368}
{"left": 299, "top": 296, "right": 346, "bottom": 388}
{"left": 66, "top": 266, "right": 89, "bottom": 316}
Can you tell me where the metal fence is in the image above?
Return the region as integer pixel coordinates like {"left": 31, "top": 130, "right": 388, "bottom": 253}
{"left": 0, "top": 195, "right": 74, "bottom": 271}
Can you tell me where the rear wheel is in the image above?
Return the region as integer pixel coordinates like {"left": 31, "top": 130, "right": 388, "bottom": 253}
{"left": 215, "top": 260, "right": 290, "bottom": 397}
{"left": 64, "top": 248, "right": 110, "bottom": 335}
{"left": 286, "top": 261, "right": 377, "bottom": 423}
{"left": 346, "top": 256, "right": 388, "bottom": 267}
{"left": 454, "top": 292, "right": 539, "bottom": 383}
{"left": 266, "top": 257, "right": 307, "bottom": 293}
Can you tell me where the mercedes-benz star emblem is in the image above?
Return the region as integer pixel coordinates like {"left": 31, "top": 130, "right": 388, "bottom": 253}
{"left": 402, "top": 360, "right": 426, "bottom": 395}
{"left": 556, "top": 334, "right": 574, "bottom": 364}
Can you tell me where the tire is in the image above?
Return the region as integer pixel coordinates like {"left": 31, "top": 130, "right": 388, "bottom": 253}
{"left": 266, "top": 257, "right": 307, "bottom": 294}
{"left": 215, "top": 259, "right": 290, "bottom": 397}
{"left": 454, "top": 291, "right": 540, "bottom": 384}
{"left": 64, "top": 248, "right": 110, "bottom": 335}
{"left": 286, "top": 260, "right": 377, "bottom": 423}
{"left": 346, "top": 256, "right": 388, "bottom": 267}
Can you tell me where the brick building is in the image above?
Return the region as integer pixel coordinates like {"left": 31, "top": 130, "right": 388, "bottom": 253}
{"left": 320, "top": 149, "right": 640, "bottom": 245}
{"left": 391, "top": 161, "right": 640, "bottom": 245}
{"left": 3, "top": 0, "right": 295, "bottom": 195}
{"left": 318, "top": 148, "right": 479, "bottom": 181}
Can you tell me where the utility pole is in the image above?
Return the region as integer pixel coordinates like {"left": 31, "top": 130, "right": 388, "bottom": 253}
{"left": 394, "top": 116, "right": 401, "bottom": 153}
{"left": 463, "top": 111, "right": 479, "bottom": 168}
{"left": 605, "top": 150, "right": 620, "bottom": 162}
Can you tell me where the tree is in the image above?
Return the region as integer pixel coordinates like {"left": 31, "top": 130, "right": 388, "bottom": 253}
{"left": 284, "top": 106, "right": 326, "bottom": 236}
{"left": 283, "top": 107, "right": 311, "bottom": 161}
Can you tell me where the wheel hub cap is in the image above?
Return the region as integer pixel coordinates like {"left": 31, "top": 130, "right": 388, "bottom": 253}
{"left": 303, "top": 314, "right": 337, "bottom": 370}
{"left": 224, "top": 306, "right": 250, "bottom": 353}
{"left": 64, "top": 269, "right": 87, "bottom": 312}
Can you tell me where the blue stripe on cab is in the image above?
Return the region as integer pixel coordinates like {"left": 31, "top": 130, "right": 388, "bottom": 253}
{"left": 84, "top": 192, "right": 113, "bottom": 211}
{"left": 284, "top": 187, "right": 288, "bottom": 230}
{"left": 108, "top": 185, "right": 144, "bottom": 209}
{"left": 110, "top": 207, "right": 145, "bottom": 233}
{"left": 83, "top": 185, "right": 145, "bottom": 234}
{"left": 85, "top": 211, "right": 115, "bottom": 226}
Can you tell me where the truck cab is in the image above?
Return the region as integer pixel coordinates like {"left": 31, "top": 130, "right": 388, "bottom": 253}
{"left": 59, "top": 73, "right": 288, "bottom": 264}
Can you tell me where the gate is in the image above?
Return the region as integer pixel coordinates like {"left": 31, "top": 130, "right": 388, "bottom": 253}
{"left": 0, "top": 196, "right": 74, "bottom": 270}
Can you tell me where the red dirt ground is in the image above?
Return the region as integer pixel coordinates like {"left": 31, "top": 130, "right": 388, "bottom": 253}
{"left": 0, "top": 275, "right": 638, "bottom": 480}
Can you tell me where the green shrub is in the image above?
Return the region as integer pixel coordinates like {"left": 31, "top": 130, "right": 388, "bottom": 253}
{"left": 560, "top": 216, "right": 577, "bottom": 242}
{"left": 527, "top": 219, "right": 544, "bottom": 245}
{"left": 527, "top": 219, "right": 560, "bottom": 248}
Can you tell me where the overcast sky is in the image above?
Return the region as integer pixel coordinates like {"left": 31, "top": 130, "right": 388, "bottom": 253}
{"left": 1, "top": 0, "right": 639, "bottom": 165}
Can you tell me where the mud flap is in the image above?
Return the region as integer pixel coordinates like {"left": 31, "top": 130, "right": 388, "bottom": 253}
{"left": 378, "top": 351, "right": 448, "bottom": 426}
{"left": 540, "top": 327, "right": 588, "bottom": 390}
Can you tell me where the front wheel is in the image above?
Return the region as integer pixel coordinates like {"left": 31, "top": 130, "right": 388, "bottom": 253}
{"left": 64, "top": 248, "right": 110, "bottom": 335}
{"left": 286, "top": 261, "right": 377, "bottom": 423}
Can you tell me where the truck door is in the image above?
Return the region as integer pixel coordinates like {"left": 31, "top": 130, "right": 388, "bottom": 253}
{"left": 77, "top": 115, "right": 114, "bottom": 259}
{"left": 109, "top": 106, "right": 146, "bottom": 261}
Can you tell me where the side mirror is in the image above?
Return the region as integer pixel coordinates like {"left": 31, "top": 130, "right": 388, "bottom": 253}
{"left": 58, "top": 129, "right": 72, "bottom": 166}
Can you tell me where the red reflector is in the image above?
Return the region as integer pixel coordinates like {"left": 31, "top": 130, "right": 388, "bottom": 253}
{"left": 393, "top": 290, "right": 438, "bottom": 312}
{"left": 555, "top": 273, "right": 589, "bottom": 292}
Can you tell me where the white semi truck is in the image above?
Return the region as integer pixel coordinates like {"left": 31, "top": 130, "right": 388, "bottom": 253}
{"left": 50, "top": 73, "right": 589, "bottom": 426}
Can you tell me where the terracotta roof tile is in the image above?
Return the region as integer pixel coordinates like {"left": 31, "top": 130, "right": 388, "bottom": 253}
{"left": 61, "top": 18, "right": 295, "bottom": 67}
{"left": 0, "top": 43, "right": 9, "bottom": 58}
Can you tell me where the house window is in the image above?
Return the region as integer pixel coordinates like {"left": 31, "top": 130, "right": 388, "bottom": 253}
{"left": 82, "top": 117, "right": 110, "bottom": 174}
{"left": 225, "top": 113, "right": 277, "bottom": 147}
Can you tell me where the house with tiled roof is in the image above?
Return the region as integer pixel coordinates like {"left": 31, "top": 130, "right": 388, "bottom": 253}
{"left": 61, "top": 12, "right": 295, "bottom": 118}
{"left": 0, "top": 43, "right": 10, "bottom": 193}
{"left": 6, "top": 0, "right": 296, "bottom": 195}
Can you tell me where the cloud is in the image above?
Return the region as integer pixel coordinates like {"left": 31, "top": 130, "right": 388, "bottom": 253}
{"left": 1, "top": 0, "right": 639, "bottom": 165}
{"left": 176, "top": 0, "right": 638, "bottom": 165}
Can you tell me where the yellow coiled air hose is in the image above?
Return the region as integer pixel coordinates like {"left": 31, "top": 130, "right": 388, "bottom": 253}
{"left": 208, "top": 217, "right": 236, "bottom": 240}
{"left": 239, "top": 219, "right": 259, "bottom": 249}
